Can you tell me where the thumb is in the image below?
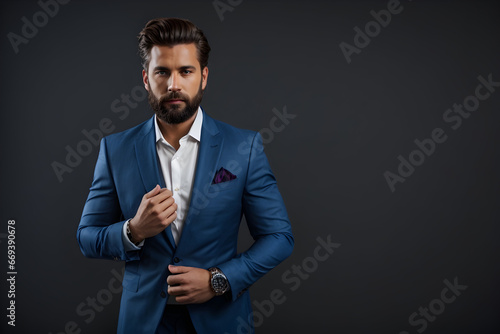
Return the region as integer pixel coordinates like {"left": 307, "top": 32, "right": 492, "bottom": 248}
{"left": 145, "top": 184, "right": 161, "bottom": 198}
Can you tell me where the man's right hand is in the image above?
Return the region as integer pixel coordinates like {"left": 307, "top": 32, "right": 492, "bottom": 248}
{"left": 128, "top": 185, "right": 177, "bottom": 244}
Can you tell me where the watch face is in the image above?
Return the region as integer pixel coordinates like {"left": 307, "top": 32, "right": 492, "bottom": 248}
{"left": 212, "top": 274, "right": 227, "bottom": 293}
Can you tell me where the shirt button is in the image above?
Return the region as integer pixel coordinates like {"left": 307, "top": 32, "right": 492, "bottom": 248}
{"left": 174, "top": 187, "right": 179, "bottom": 192}
{"left": 174, "top": 257, "right": 180, "bottom": 263}
{"left": 160, "top": 291, "right": 166, "bottom": 298}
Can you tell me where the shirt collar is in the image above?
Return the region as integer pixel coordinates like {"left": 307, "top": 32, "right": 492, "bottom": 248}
{"left": 154, "top": 107, "right": 203, "bottom": 144}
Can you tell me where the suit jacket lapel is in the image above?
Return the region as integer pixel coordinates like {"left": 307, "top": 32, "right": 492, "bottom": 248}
{"left": 177, "top": 112, "right": 223, "bottom": 247}
{"left": 134, "top": 116, "right": 176, "bottom": 248}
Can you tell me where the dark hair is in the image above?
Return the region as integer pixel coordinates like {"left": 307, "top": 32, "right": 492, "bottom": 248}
{"left": 138, "top": 17, "right": 211, "bottom": 71}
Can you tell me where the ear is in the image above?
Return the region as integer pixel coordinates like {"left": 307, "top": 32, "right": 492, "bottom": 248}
{"left": 142, "top": 69, "right": 150, "bottom": 91}
{"left": 201, "top": 66, "right": 209, "bottom": 90}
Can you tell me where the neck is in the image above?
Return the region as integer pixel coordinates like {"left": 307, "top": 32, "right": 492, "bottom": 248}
{"left": 157, "top": 111, "right": 197, "bottom": 150}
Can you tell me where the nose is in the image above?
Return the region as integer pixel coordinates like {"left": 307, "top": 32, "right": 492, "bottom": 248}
{"left": 167, "top": 72, "right": 181, "bottom": 92}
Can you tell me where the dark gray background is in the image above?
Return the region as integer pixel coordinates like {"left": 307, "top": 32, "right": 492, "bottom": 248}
{"left": 1, "top": 0, "right": 499, "bottom": 333}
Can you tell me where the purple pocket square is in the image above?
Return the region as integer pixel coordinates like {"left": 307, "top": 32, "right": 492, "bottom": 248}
{"left": 212, "top": 167, "right": 237, "bottom": 184}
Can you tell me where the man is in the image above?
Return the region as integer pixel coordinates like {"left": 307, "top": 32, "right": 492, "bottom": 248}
{"left": 77, "top": 17, "right": 293, "bottom": 334}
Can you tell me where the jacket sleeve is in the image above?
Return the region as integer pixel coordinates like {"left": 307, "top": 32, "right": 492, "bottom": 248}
{"left": 218, "top": 132, "right": 294, "bottom": 301}
{"left": 76, "top": 138, "right": 141, "bottom": 262}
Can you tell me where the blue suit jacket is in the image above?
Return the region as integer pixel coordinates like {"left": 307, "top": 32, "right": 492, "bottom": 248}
{"left": 77, "top": 111, "right": 294, "bottom": 334}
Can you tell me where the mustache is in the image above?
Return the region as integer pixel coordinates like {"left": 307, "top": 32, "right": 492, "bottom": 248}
{"left": 158, "top": 92, "right": 189, "bottom": 103}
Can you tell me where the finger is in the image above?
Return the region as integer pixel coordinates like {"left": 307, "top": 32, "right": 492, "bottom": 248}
{"left": 168, "top": 265, "right": 189, "bottom": 274}
{"left": 145, "top": 199, "right": 173, "bottom": 219}
{"left": 163, "top": 188, "right": 173, "bottom": 197}
{"left": 159, "top": 203, "right": 177, "bottom": 221}
{"left": 146, "top": 188, "right": 172, "bottom": 204}
{"left": 174, "top": 295, "right": 190, "bottom": 304}
{"left": 147, "top": 198, "right": 173, "bottom": 218}
{"left": 159, "top": 211, "right": 177, "bottom": 228}
{"left": 168, "top": 289, "right": 192, "bottom": 304}
{"left": 167, "top": 285, "right": 182, "bottom": 295}
{"left": 166, "top": 274, "right": 181, "bottom": 286}
{"left": 156, "top": 195, "right": 175, "bottom": 210}
{"left": 146, "top": 195, "right": 174, "bottom": 218}
{"left": 144, "top": 185, "right": 161, "bottom": 199}
{"left": 147, "top": 190, "right": 174, "bottom": 208}
{"left": 157, "top": 187, "right": 173, "bottom": 198}
{"left": 154, "top": 204, "right": 177, "bottom": 225}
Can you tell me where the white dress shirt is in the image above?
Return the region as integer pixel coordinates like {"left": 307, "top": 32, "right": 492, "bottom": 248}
{"left": 122, "top": 107, "right": 203, "bottom": 249}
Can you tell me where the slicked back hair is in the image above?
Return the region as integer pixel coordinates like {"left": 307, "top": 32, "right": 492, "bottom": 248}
{"left": 138, "top": 17, "right": 211, "bottom": 72}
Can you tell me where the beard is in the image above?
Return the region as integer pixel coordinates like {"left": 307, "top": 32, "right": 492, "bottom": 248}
{"left": 148, "top": 81, "right": 204, "bottom": 124}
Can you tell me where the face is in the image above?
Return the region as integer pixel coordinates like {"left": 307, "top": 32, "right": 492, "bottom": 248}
{"left": 143, "top": 43, "right": 208, "bottom": 124}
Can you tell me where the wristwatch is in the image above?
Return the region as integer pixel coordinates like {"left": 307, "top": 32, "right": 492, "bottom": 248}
{"left": 208, "top": 267, "right": 230, "bottom": 296}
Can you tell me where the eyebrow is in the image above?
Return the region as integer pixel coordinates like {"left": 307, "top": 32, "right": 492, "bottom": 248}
{"left": 152, "top": 65, "right": 197, "bottom": 72}
{"left": 179, "top": 65, "right": 196, "bottom": 71}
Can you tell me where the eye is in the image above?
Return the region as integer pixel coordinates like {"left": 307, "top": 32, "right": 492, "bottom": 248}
{"left": 156, "top": 71, "right": 167, "bottom": 76}
{"left": 181, "top": 69, "right": 192, "bottom": 75}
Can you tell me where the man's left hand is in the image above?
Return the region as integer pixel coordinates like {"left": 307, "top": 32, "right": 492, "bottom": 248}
{"left": 167, "top": 265, "right": 215, "bottom": 304}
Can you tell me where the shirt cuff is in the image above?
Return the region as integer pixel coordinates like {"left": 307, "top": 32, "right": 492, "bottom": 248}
{"left": 121, "top": 219, "right": 144, "bottom": 251}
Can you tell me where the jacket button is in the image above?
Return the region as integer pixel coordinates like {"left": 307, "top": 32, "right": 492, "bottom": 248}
{"left": 173, "top": 257, "right": 180, "bottom": 263}
{"left": 160, "top": 291, "right": 166, "bottom": 298}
